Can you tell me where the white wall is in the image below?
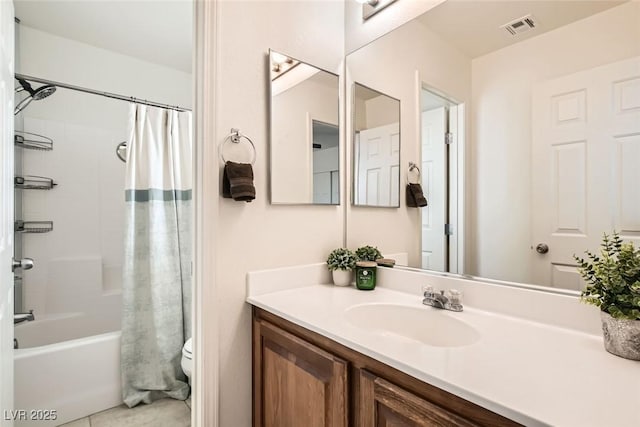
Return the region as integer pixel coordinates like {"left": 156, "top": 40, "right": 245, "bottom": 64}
{"left": 215, "top": 1, "right": 344, "bottom": 425}
{"left": 16, "top": 25, "right": 191, "bottom": 332}
{"left": 346, "top": 17, "right": 471, "bottom": 267}
{"left": 470, "top": 1, "right": 640, "bottom": 282}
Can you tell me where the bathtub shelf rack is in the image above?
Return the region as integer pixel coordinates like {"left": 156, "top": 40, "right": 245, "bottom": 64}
{"left": 14, "top": 175, "right": 57, "bottom": 190}
{"left": 14, "top": 131, "right": 53, "bottom": 151}
{"left": 15, "top": 220, "right": 54, "bottom": 234}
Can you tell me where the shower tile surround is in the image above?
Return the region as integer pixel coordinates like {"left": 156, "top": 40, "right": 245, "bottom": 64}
{"left": 18, "top": 115, "right": 124, "bottom": 332}
{"left": 247, "top": 263, "right": 639, "bottom": 427}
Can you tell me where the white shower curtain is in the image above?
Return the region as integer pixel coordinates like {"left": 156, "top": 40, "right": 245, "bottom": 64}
{"left": 121, "top": 104, "right": 192, "bottom": 407}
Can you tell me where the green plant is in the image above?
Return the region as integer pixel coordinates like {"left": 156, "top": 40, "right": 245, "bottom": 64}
{"left": 574, "top": 232, "right": 640, "bottom": 320}
{"left": 355, "top": 245, "right": 383, "bottom": 262}
{"left": 327, "top": 248, "right": 357, "bottom": 271}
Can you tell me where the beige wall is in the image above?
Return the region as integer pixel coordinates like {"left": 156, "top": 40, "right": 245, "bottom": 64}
{"left": 354, "top": 94, "right": 398, "bottom": 131}
{"left": 346, "top": 17, "right": 471, "bottom": 267}
{"left": 215, "top": 1, "right": 344, "bottom": 426}
{"left": 364, "top": 95, "right": 399, "bottom": 129}
{"left": 470, "top": 1, "right": 640, "bottom": 282}
{"left": 272, "top": 74, "right": 339, "bottom": 203}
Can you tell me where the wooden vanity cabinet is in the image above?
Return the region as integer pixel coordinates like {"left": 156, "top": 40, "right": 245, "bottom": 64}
{"left": 253, "top": 319, "right": 348, "bottom": 427}
{"left": 356, "top": 370, "right": 477, "bottom": 427}
{"left": 253, "top": 307, "right": 520, "bottom": 427}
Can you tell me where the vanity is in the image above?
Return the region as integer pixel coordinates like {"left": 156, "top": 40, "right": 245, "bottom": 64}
{"left": 252, "top": 306, "right": 516, "bottom": 427}
{"left": 247, "top": 264, "right": 640, "bottom": 427}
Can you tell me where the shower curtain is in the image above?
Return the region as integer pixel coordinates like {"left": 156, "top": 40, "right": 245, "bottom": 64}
{"left": 121, "top": 104, "right": 192, "bottom": 407}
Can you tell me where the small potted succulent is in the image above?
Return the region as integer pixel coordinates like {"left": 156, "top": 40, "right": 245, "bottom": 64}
{"left": 574, "top": 231, "right": 640, "bottom": 360}
{"left": 355, "top": 246, "right": 383, "bottom": 291}
{"left": 355, "top": 245, "right": 383, "bottom": 262}
{"left": 326, "top": 248, "right": 357, "bottom": 287}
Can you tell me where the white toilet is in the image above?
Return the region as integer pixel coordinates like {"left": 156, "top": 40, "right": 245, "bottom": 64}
{"left": 181, "top": 338, "right": 193, "bottom": 383}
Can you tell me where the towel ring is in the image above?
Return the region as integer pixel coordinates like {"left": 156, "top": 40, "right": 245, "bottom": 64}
{"left": 116, "top": 141, "right": 127, "bottom": 163}
{"left": 220, "top": 128, "right": 257, "bottom": 165}
{"left": 407, "top": 162, "right": 421, "bottom": 184}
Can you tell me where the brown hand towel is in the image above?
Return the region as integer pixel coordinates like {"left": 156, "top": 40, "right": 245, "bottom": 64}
{"left": 406, "top": 183, "right": 428, "bottom": 207}
{"left": 223, "top": 161, "right": 255, "bottom": 202}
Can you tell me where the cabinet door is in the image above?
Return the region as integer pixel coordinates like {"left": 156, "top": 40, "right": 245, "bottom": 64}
{"left": 254, "top": 320, "right": 348, "bottom": 427}
{"left": 357, "top": 370, "right": 477, "bottom": 427}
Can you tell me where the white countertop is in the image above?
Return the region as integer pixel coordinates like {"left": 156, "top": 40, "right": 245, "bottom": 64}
{"left": 247, "top": 283, "right": 640, "bottom": 427}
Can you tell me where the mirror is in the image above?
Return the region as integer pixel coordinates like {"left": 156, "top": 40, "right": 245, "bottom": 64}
{"left": 269, "top": 49, "right": 340, "bottom": 205}
{"left": 352, "top": 83, "right": 401, "bottom": 207}
{"left": 345, "top": 1, "right": 640, "bottom": 292}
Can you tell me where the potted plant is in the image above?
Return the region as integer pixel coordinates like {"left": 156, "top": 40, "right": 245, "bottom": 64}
{"left": 574, "top": 231, "right": 640, "bottom": 360}
{"left": 326, "top": 248, "right": 357, "bottom": 287}
{"left": 355, "top": 245, "right": 383, "bottom": 262}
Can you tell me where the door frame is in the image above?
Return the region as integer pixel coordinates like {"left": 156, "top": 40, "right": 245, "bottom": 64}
{"left": 1, "top": 2, "right": 16, "bottom": 424}
{"left": 193, "top": 1, "right": 219, "bottom": 426}
{"left": 417, "top": 74, "right": 465, "bottom": 275}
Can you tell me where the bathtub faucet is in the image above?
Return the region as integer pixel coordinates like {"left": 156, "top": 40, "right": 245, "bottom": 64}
{"left": 14, "top": 310, "right": 35, "bottom": 324}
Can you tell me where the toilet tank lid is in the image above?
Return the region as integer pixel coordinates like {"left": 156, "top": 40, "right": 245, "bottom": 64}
{"left": 183, "top": 338, "right": 193, "bottom": 355}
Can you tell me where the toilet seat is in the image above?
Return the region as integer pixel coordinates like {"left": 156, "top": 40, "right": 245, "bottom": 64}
{"left": 182, "top": 338, "right": 193, "bottom": 360}
{"left": 181, "top": 338, "right": 193, "bottom": 384}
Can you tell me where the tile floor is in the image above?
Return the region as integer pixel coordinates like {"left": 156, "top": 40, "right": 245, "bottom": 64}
{"left": 58, "top": 397, "right": 191, "bottom": 427}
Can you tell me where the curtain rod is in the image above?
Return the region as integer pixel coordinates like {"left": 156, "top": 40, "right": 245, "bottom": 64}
{"left": 15, "top": 73, "right": 191, "bottom": 112}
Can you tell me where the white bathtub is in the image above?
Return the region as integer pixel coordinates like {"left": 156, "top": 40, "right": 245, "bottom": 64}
{"left": 14, "top": 315, "right": 122, "bottom": 426}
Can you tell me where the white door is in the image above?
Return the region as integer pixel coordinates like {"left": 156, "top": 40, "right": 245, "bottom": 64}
{"left": 532, "top": 57, "right": 640, "bottom": 290}
{"left": 0, "top": 2, "right": 15, "bottom": 424}
{"left": 312, "top": 146, "right": 339, "bottom": 204}
{"left": 313, "top": 172, "right": 331, "bottom": 204}
{"left": 355, "top": 123, "right": 400, "bottom": 206}
{"left": 421, "top": 107, "right": 447, "bottom": 271}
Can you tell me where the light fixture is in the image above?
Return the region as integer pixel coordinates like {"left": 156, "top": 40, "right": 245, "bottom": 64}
{"left": 271, "top": 51, "right": 296, "bottom": 73}
{"left": 270, "top": 50, "right": 299, "bottom": 79}
{"left": 356, "top": 0, "right": 397, "bottom": 21}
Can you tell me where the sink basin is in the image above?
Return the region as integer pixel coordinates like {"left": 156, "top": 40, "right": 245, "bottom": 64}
{"left": 344, "top": 303, "right": 480, "bottom": 348}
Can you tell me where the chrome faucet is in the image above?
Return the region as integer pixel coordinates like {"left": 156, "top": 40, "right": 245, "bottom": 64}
{"left": 422, "top": 287, "right": 463, "bottom": 312}
{"left": 14, "top": 310, "right": 35, "bottom": 324}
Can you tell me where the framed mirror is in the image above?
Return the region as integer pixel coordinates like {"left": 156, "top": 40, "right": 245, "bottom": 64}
{"left": 345, "top": 1, "right": 640, "bottom": 293}
{"left": 352, "top": 83, "right": 400, "bottom": 207}
{"left": 269, "top": 49, "right": 340, "bottom": 205}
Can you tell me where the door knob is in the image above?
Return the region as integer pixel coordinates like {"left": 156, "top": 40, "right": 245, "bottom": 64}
{"left": 12, "top": 258, "right": 34, "bottom": 272}
{"left": 535, "top": 243, "right": 549, "bottom": 254}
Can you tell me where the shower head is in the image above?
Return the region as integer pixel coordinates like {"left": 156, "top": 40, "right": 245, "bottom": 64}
{"left": 14, "top": 78, "right": 57, "bottom": 115}
{"left": 32, "top": 84, "right": 56, "bottom": 100}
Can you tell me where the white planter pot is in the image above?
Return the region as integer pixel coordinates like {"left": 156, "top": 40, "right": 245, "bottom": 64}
{"left": 600, "top": 311, "right": 640, "bottom": 360}
{"left": 332, "top": 269, "right": 352, "bottom": 287}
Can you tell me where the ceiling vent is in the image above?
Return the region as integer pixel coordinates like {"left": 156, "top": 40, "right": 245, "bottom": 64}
{"left": 501, "top": 14, "right": 538, "bottom": 36}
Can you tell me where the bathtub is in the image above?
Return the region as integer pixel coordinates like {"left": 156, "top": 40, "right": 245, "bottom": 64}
{"left": 14, "top": 314, "right": 122, "bottom": 426}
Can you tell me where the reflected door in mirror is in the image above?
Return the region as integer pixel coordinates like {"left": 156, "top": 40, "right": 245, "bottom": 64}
{"left": 421, "top": 105, "right": 447, "bottom": 271}
{"left": 352, "top": 83, "right": 400, "bottom": 207}
{"left": 531, "top": 57, "right": 640, "bottom": 290}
